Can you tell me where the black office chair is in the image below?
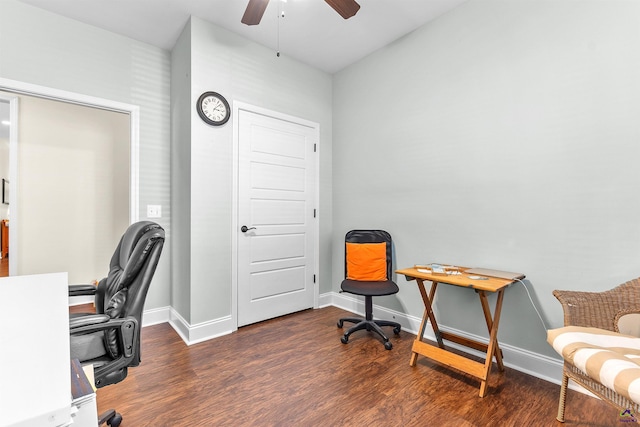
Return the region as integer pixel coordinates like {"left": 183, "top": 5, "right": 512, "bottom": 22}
{"left": 337, "top": 230, "right": 401, "bottom": 350}
{"left": 69, "top": 221, "right": 165, "bottom": 427}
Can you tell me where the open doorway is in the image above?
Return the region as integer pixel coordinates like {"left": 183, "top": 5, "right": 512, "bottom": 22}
{"left": 0, "top": 79, "right": 139, "bottom": 282}
{"left": 0, "top": 99, "right": 8, "bottom": 277}
{"left": 17, "top": 95, "right": 129, "bottom": 282}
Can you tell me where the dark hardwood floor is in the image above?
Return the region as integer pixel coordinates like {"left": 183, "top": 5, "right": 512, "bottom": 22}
{"left": 88, "top": 306, "right": 618, "bottom": 426}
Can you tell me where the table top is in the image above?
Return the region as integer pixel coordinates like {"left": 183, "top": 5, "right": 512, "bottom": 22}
{"left": 396, "top": 266, "right": 523, "bottom": 292}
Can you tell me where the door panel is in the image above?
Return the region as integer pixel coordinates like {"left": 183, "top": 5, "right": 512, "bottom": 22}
{"left": 251, "top": 200, "right": 306, "bottom": 225}
{"left": 238, "top": 109, "right": 316, "bottom": 327}
{"left": 251, "top": 162, "right": 305, "bottom": 191}
{"left": 250, "top": 266, "right": 305, "bottom": 300}
{"left": 251, "top": 234, "right": 305, "bottom": 262}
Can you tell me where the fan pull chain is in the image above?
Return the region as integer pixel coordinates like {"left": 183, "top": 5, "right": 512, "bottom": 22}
{"left": 277, "top": 1, "right": 285, "bottom": 57}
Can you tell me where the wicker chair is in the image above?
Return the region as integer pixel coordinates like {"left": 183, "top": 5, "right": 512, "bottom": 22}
{"left": 551, "top": 278, "right": 640, "bottom": 422}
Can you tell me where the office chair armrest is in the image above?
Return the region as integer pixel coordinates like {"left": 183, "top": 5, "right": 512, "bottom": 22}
{"left": 69, "top": 317, "right": 140, "bottom": 389}
{"left": 69, "top": 314, "right": 110, "bottom": 330}
{"left": 69, "top": 317, "right": 139, "bottom": 359}
{"left": 69, "top": 283, "right": 98, "bottom": 297}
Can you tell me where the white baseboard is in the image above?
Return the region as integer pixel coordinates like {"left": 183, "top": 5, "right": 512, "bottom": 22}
{"left": 167, "top": 307, "right": 234, "bottom": 346}
{"left": 68, "top": 295, "right": 93, "bottom": 306}
{"left": 325, "top": 291, "right": 566, "bottom": 386}
{"left": 139, "top": 292, "right": 594, "bottom": 396}
{"left": 141, "top": 305, "right": 171, "bottom": 327}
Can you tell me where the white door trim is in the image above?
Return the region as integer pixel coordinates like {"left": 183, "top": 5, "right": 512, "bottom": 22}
{"left": 232, "top": 101, "right": 320, "bottom": 331}
{"left": 0, "top": 92, "right": 19, "bottom": 275}
{"left": 0, "top": 77, "right": 140, "bottom": 278}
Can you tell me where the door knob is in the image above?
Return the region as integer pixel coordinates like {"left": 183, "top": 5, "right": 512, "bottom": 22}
{"left": 241, "top": 225, "right": 256, "bottom": 233}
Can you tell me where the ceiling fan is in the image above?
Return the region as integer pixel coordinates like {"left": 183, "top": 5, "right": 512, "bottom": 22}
{"left": 241, "top": 0, "right": 361, "bottom": 26}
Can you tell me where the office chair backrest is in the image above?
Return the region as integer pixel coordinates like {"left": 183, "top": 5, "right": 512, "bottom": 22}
{"left": 94, "top": 221, "right": 165, "bottom": 362}
{"left": 344, "top": 230, "right": 393, "bottom": 280}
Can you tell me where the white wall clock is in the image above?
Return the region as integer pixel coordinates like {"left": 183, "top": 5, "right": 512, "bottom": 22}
{"left": 196, "top": 91, "right": 230, "bottom": 126}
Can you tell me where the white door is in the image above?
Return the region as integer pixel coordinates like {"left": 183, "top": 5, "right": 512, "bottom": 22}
{"left": 237, "top": 109, "right": 317, "bottom": 327}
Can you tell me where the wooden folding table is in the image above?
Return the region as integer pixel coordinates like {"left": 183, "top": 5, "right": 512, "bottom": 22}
{"left": 396, "top": 266, "right": 524, "bottom": 397}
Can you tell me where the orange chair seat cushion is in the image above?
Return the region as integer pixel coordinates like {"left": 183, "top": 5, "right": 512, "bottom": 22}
{"left": 346, "top": 242, "right": 387, "bottom": 281}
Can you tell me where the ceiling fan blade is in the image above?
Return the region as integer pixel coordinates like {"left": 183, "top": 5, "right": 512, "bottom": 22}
{"left": 325, "top": 0, "right": 361, "bottom": 19}
{"left": 241, "top": 0, "right": 270, "bottom": 26}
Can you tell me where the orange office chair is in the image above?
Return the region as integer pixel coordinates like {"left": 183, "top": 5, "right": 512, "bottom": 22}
{"left": 337, "top": 230, "right": 401, "bottom": 350}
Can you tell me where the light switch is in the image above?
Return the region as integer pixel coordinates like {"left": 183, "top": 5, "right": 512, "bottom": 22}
{"left": 147, "top": 205, "right": 162, "bottom": 218}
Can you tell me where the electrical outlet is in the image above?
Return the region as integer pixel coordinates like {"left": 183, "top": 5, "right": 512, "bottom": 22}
{"left": 147, "top": 205, "right": 162, "bottom": 218}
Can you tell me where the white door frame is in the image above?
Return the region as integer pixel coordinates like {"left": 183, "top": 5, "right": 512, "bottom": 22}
{"left": 0, "top": 92, "right": 18, "bottom": 275}
{"left": 232, "top": 101, "right": 320, "bottom": 331}
{"left": 0, "top": 77, "right": 140, "bottom": 276}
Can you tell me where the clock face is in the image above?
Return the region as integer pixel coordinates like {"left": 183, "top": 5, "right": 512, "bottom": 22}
{"left": 202, "top": 96, "right": 226, "bottom": 121}
{"left": 197, "top": 92, "right": 230, "bottom": 126}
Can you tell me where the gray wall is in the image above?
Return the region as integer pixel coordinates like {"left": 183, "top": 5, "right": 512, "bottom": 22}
{"left": 171, "top": 17, "right": 333, "bottom": 325}
{"left": 170, "top": 20, "right": 193, "bottom": 322}
{"left": 0, "top": 1, "right": 333, "bottom": 329}
{"left": 0, "top": 0, "right": 172, "bottom": 310}
{"left": 3, "top": 0, "right": 638, "bottom": 364}
{"left": 332, "top": 0, "right": 640, "bottom": 358}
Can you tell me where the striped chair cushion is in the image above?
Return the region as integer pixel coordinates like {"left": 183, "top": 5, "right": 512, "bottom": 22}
{"left": 547, "top": 326, "right": 640, "bottom": 405}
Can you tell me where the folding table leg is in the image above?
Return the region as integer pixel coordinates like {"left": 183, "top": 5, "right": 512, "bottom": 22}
{"left": 410, "top": 279, "right": 443, "bottom": 366}
{"left": 479, "top": 288, "right": 506, "bottom": 397}
{"left": 478, "top": 290, "right": 505, "bottom": 371}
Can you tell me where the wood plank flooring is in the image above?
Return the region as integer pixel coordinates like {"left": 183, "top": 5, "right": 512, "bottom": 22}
{"left": 92, "top": 306, "right": 619, "bottom": 426}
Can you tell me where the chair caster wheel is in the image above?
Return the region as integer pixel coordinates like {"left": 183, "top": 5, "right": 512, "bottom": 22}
{"left": 337, "top": 320, "right": 343, "bottom": 328}
{"left": 393, "top": 326, "right": 401, "bottom": 335}
{"left": 384, "top": 341, "right": 393, "bottom": 350}
{"left": 341, "top": 335, "right": 349, "bottom": 344}
{"left": 107, "top": 413, "right": 122, "bottom": 427}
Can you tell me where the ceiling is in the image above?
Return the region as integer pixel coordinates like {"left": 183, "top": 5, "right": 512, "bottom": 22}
{"left": 17, "top": 0, "right": 467, "bottom": 74}
{"left": 1, "top": 0, "right": 468, "bottom": 136}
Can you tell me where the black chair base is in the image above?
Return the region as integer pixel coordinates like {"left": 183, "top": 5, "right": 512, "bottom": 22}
{"left": 338, "top": 295, "right": 401, "bottom": 350}
{"left": 99, "top": 409, "right": 122, "bottom": 427}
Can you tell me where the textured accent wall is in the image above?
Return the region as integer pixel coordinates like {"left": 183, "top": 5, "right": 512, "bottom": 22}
{"left": 0, "top": 0, "right": 171, "bottom": 309}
